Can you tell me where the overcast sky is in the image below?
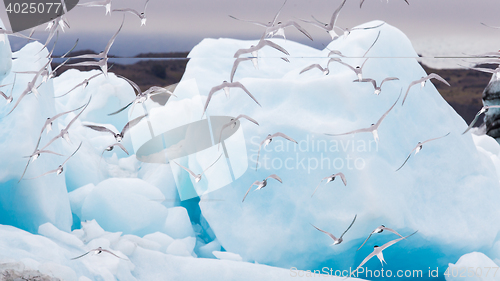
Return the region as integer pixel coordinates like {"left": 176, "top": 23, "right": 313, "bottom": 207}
{"left": 2, "top": 0, "right": 500, "bottom": 68}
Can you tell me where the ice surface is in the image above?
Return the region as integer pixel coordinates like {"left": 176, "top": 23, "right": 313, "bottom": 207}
{"left": 182, "top": 21, "right": 500, "bottom": 272}
{"left": 0, "top": 18, "right": 12, "bottom": 83}
{"left": 445, "top": 252, "right": 500, "bottom": 281}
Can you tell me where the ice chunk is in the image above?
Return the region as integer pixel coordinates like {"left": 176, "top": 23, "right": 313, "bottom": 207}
{"left": 163, "top": 207, "right": 195, "bottom": 239}
{"left": 212, "top": 251, "right": 243, "bottom": 262}
{"left": 79, "top": 178, "right": 168, "bottom": 237}
{"left": 166, "top": 237, "right": 196, "bottom": 257}
{"left": 182, "top": 21, "right": 500, "bottom": 272}
{"left": 445, "top": 252, "right": 499, "bottom": 281}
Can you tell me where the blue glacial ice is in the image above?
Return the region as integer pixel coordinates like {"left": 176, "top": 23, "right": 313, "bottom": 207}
{"left": 0, "top": 18, "right": 499, "bottom": 280}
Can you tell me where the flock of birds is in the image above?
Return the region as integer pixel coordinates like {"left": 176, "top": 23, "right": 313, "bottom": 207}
{"left": 0, "top": 0, "right": 498, "bottom": 273}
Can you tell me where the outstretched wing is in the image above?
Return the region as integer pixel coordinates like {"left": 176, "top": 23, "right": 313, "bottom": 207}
{"left": 70, "top": 250, "right": 91, "bottom": 260}
{"left": 266, "top": 174, "right": 283, "bottom": 183}
{"left": 357, "top": 232, "right": 374, "bottom": 251}
{"left": 300, "top": 64, "right": 323, "bottom": 74}
{"left": 242, "top": 181, "right": 260, "bottom": 202}
{"left": 335, "top": 172, "right": 347, "bottom": 186}
{"left": 339, "top": 214, "right": 357, "bottom": 239}
{"left": 310, "top": 223, "right": 338, "bottom": 241}
{"left": 231, "top": 82, "right": 261, "bottom": 106}
{"left": 121, "top": 114, "right": 147, "bottom": 137}
{"left": 271, "top": 132, "right": 297, "bottom": 143}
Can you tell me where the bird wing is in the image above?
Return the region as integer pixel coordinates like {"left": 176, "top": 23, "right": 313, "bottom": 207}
{"left": 228, "top": 15, "right": 268, "bottom": 27}
{"left": 339, "top": 214, "right": 357, "bottom": 239}
{"left": 202, "top": 154, "right": 223, "bottom": 174}
{"left": 5, "top": 84, "right": 32, "bottom": 116}
{"left": 363, "top": 31, "right": 380, "bottom": 57}
{"left": 266, "top": 174, "right": 283, "bottom": 183}
{"left": 335, "top": 172, "right": 347, "bottom": 186}
{"left": 121, "top": 114, "right": 147, "bottom": 137}
{"left": 117, "top": 75, "right": 142, "bottom": 96}
{"left": 101, "top": 249, "right": 127, "bottom": 260}
{"left": 395, "top": 150, "right": 413, "bottom": 171}
{"left": 359, "top": 0, "right": 366, "bottom": 8}
{"left": 242, "top": 181, "right": 260, "bottom": 202}
{"left": 380, "top": 77, "right": 399, "bottom": 87}
{"left": 143, "top": 0, "right": 151, "bottom": 12}
{"left": 375, "top": 89, "right": 401, "bottom": 128}
{"left": 104, "top": 15, "right": 125, "bottom": 55}
{"left": 357, "top": 232, "right": 374, "bottom": 251}
{"left": 70, "top": 251, "right": 91, "bottom": 260}
{"left": 231, "top": 82, "right": 261, "bottom": 106}
{"left": 66, "top": 61, "right": 100, "bottom": 67}
{"left": 329, "top": 0, "right": 347, "bottom": 27}
{"left": 49, "top": 103, "right": 87, "bottom": 123}
{"left": 355, "top": 251, "right": 378, "bottom": 273}
{"left": 174, "top": 161, "right": 197, "bottom": 177}
{"left": 352, "top": 22, "right": 385, "bottom": 31}
{"left": 427, "top": 73, "right": 450, "bottom": 87}
{"left": 325, "top": 127, "right": 372, "bottom": 136}
{"left": 108, "top": 101, "right": 133, "bottom": 116}
{"left": 300, "top": 64, "right": 323, "bottom": 74}
{"left": 271, "top": 132, "right": 297, "bottom": 144}
{"left": 310, "top": 223, "right": 338, "bottom": 241}
{"left": 66, "top": 95, "right": 92, "bottom": 130}
{"left": 203, "top": 83, "right": 225, "bottom": 115}
{"left": 462, "top": 112, "right": 482, "bottom": 135}
{"left": 26, "top": 168, "right": 59, "bottom": 180}
{"left": 84, "top": 124, "right": 116, "bottom": 135}
{"left": 402, "top": 79, "right": 422, "bottom": 105}
{"left": 272, "top": 0, "right": 288, "bottom": 25}
{"left": 262, "top": 40, "right": 290, "bottom": 56}
{"left": 481, "top": 22, "right": 500, "bottom": 29}
{"left": 355, "top": 78, "right": 377, "bottom": 88}
{"left": 236, "top": 114, "right": 259, "bottom": 126}
{"left": 421, "top": 132, "right": 450, "bottom": 145}
{"left": 38, "top": 150, "right": 65, "bottom": 157}
{"left": 62, "top": 142, "right": 82, "bottom": 166}
{"left": 311, "top": 179, "right": 325, "bottom": 197}
{"left": 282, "top": 21, "right": 313, "bottom": 41}
{"left": 379, "top": 230, "right": 418, "bottom": 251}
{"left": 111, "top": 143, "right": 129, "bottom": 155}
{"left": 230, "top": 58, "right": 252, "bottom": 83}
{"left": 0, "top": 90, "right": 8, "bottom": 100}
{"left": 113, "top": 8, "right": 141, "bottom": 17}
{"left": 382, "top": 227, "right": 404, "bottom": 238}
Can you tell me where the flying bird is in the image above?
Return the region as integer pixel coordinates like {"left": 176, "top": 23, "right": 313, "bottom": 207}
{"left": 396, "top": 133, "right": 450, "bottom": 171}
{"left": 463, "top": 105, "right": 500, "bottom": 134}
{"left": 0, "top": 75, "right": 15, "bottom": 104}
{"left": 218, "top": 115, "right": 259, "bottom": 148}
{"left": 353, "top": 231, "right": 418, "bottom": 273}
{"left": 230, "top": 57, "right": 256, "bottom": 83}
{"left": 174, "top": 154, "right": 223, "bottom": 183}
{"left": 38, "top": 96, "right": 92, "bottom": 151}
{"left": 229, "top": 0, "right": 287, "bottom": 36}
{"left": 354, "top": 77, "right": 399, "bottom": 95}
{"left": 113, "top": 0, "right": 150, "bottom": 26}
{"left": 108, "top": 75, "right": 176, "bottom": 116}
{"left": 325, "top": 91, "right": 401, "bottom": 142}
{"left": 202, "top": 81, "right": 261, "bottom": 117}
{"left": 67, "top": 15, "right": 124, "bottom": 76}
{"left": 78, "top": 0, "right": 113, "bottom": 15}
{"left": 255, "top": 132, "right": 297, "bottom": 170}
{"left": 402, "top": 73, "right": 450, "bottom": 105}
{"left": 26, "top": 142, "right": 82, "bottom": 180}
{"left": 357, "top": 225, "right": 405, "bottom": 251}
{"left": 333, "top": 22, "right": 384, "bottom": 39}
{"left": 310, "top": 214, "right": 357, "bottom": 246}
{"left": 71, "top": 247, "right": 127, "bottom": 260}
{"left": 311, "top": 172, "right": 347, "bottom": 197}
{"left": 300, "top": 58, "right": 341, "bottom": 75}
{"left": 242, "top": 174, "right": 282, "bottom": 202}
{"left": 234, "top": 38, "right": 289, "bottom": 59}
{"left": 83, "top": 114, "right": 147, "bottom": 142}
{"left": 265, "top": 21, "right": 313, "bottom": 41}
{"left": 299, "top": 0, "right": 347, "bottom": 40}
{"left": 331, "top": 58, "right": 369, "bottom": 81}
{"left": 55, "top": 72, "right": 103, "bottom": 98}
